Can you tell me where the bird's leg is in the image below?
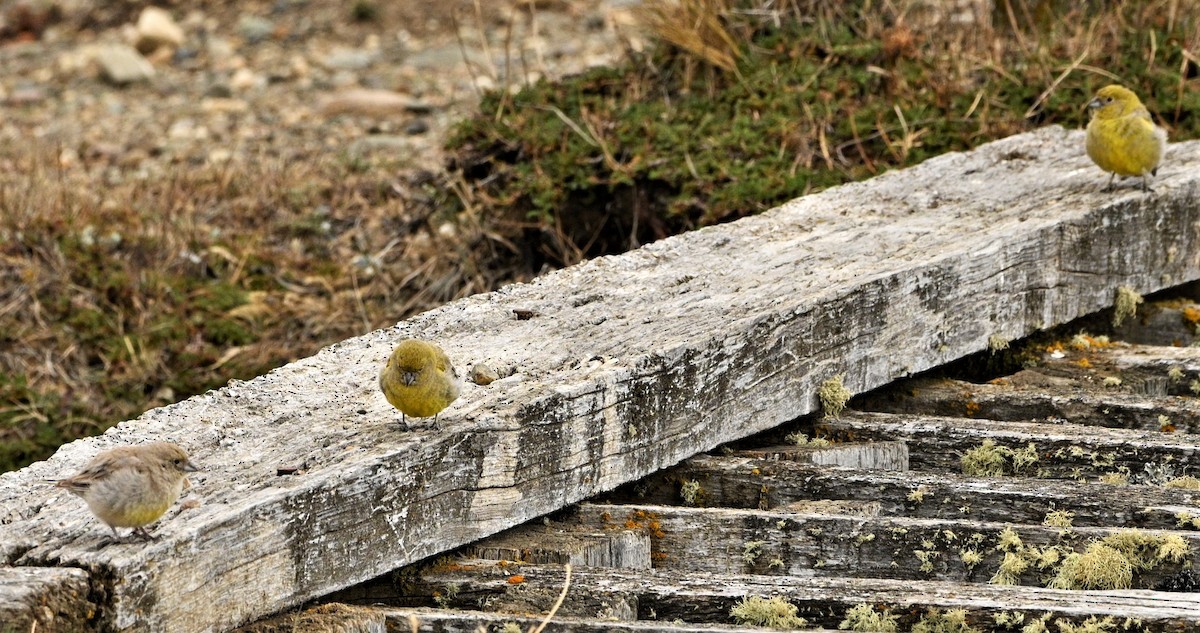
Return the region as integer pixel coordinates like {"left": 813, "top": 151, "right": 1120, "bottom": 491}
{"left": 1102, "top": 172, "right": 1116, "bottom": 192}
{"left": 1141, "top": 174, "right": 1154, "bottom": 193}
{"left": 132, "top": 527, "right": 159, "bottom": 541}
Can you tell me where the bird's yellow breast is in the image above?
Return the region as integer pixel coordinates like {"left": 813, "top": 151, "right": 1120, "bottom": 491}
{"left": 1086, "top": 115, "right": 1164, "bottom": 177}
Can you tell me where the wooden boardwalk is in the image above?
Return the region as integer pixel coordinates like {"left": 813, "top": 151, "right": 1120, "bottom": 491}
{"left": 3, "top": 127, "right": 1200, "bottom": 632}
{"left": 285, "top": 334, "right": 1200, "bottom": 632}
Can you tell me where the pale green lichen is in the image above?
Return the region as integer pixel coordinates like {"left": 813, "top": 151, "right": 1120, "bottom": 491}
{"left": 1055, "top": 616, "right": 1119, "bottom": 633}
{"left": 679, "top": 479, "right": 704, "bottom": 506}
{"left": 500, "top": 623, "right": 522, "bottom": 633}
{"left": 1112, "top": 286, "right": 1143, "bottom": 327}
{"left": 960, "top": 549, "right": 983, "bottom": 569}
{"left": 988, "top": 334, "right": 1010, "bottom": 353}
{"left": 1101, "top": 376, "right": 1122, "bottom": 388}
{"left": 742, "top": 540, "right": 767, "bottom": 565}
{"left": 1168, "top": 366, "right": 1185, "bottom": 383}
{"left": 1164, "top": 475, "right": 1200, "bottom": 490}
{"left": 990, "top": 551, "right": 1030, "bottom": 585}
{"left": 785, "top": 431, "right": 831, "bottom": 447}
{"left": 907, "top": 485, "right": 928, "bottom": 503}
{"left": 1048, "top": 543, "right": 1133, "bottom": 590}
{"left": 839, "top": 603, "right": 899, "bottom": 632}
{"left": 961, "top": 440, "right": 1037, "bottom": 477}
{"left": 730, "top": 596, "right": 808, "bottom": 629}
{"left": 1043, "top": 510, "right": 1074, "bottom": 529}
{"left": 911, "top": 608, "right": 980, "bottom": 633}
{"left": 818, "top": 374, "right": 852, "bottom": 418}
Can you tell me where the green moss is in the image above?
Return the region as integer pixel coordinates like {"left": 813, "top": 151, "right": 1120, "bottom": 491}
{"left": 911, "top": 608, "right": 980, "bottom": 633}
{"left": 961, "top": 440, "right": 1038, "bottom": 477}
{"left": 730, "top": 595, "right": 808, "bottom": 629}
{"left": 839, "top": 603, "right": 899, "bottom": 632}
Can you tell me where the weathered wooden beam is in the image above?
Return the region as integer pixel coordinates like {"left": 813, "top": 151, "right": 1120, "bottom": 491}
{"left": 821, "top": 411, "right": 1200, "bottom": 479}
{"left": 422, "top": 561, "right": 1200, "bottom": 630}
{"left": 730, "top": 440, "right": 909, "bottom": 469}
{"left": 563, "top": 503, "right": 1198, "bottom": 588}
{"left": 3, "top": 128, "right": 1200, "bottom": 631}
{"left": 857, "top": 376, "right": 1200, "bottom": 431}
{"left": 0, "top": 567, "right": 95, "bottom": 633}
{"left": 607, "top": 455, "right": 1200, "bottom": 529}
{"left": 242, "top": 605, "right": 841, "bottom": 633}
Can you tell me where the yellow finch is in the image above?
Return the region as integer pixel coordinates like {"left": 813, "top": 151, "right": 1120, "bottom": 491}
{"left": 379, "top": 339, "right": 460, "bottom": 427}
{"left": 54, "top": 442, "right": 198, "bottom": 540}
{"left": 1085, "top": 84, "right": 1167, "bottom": 192}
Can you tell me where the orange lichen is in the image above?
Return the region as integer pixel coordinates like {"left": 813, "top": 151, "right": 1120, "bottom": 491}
{"left": 751, "top": 468, "right": 761, "bottom": 475}
{"left": 624, "top": 519, "right": 641, "bottom": 529}
{"left": 1183, "top": 306, "right": 1200, "bottom": 328}
{"left": 1077, "top": 358, "right": 1091, "bottom": 368}
{"left": 507, "top": 575, "right": 526, "bottom": 584}
{"left": 652, "top": 552, "right": 669, "bottom": 561}
{"left": 965, "top": 400, "right": 980, "bottom": 416}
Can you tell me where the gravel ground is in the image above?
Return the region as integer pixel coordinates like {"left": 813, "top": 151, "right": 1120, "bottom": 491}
{"left": 0, "top": 0, "right": 643, "bottom": 177}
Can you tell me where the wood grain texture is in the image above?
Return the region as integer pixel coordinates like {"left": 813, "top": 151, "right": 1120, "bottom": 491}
{"left": 2, "top": 127, "right": 1200, "bottom": 631}
{"left": 423, "top": 561, "right": 1200, "bottom": 629}
{"left": 613, "top": 455, "right": 1200, "bottom": 529}
{"left": 0, "top": 567, "right": 95, "bottom": 633}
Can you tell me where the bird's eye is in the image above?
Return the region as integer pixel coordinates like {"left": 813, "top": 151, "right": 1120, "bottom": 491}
{"left": 174, "top": 458, "right": 183, "bottom": 465}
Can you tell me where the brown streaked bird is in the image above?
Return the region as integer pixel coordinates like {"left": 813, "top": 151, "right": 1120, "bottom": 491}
{"left": 53, "top": 441, "right": 199, "bottom": 540}
{"left": 379, "top": 338, "right": 461, "bottom": 428}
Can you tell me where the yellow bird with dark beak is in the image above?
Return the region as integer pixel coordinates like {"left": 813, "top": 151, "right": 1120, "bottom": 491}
{"left": 379, "top": 339, "right": 460, "bottom": 428}
{"left": 1084, "top": 84, "right": 1167, "bottom": 192}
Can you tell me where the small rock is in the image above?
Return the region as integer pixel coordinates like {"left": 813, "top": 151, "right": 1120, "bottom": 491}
{"left": 471, "top": 363, "right": 499, "bottom": 386}
{"left": 403, "top": 119, "right": 429, "bottom": 135}
{"left": 229, "top": 67, "right": 264, "bottom": 91}
{"left": 95, "top": 44, "right": 155, "bottom": 85}
{"left": 135, "top": 6, "right": 185, "bottom": 54}
{"left": 347, "top": 135, "right": 411, "bottom": 155}
{"left": 237, "top": 15, "right": 275, "bottom": 43}
{"left": 320, "top": 47, "right": 377, "bottom": 71}
{"left": 320, "top": 88, "right": 412, "bottom": 117}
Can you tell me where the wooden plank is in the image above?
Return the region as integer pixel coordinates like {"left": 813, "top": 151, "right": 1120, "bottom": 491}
{"left": 0, "top": 566, "right": 95, "bottom": 633}
{"left": 820, "top": 411, "right": 1200, "bottom": 480}
{"left": 244, "top": 605, "right": 841, "bottom": 633}
{"left": 3, "top": 128, "right": 1200, "bottom": 632}
{"left": 470, "top": 526, "right": 651, "bottom": 568}
{"left": 422, "top": 561, "right": 1200, "bottom": 629}
{"left": 605, "top": 455, "right": 1200, "bottom": 529}
{"left": 561, "top": 503, "right": 1198, "bottom": 588}
{"left": 730, "top": 440, "right": 908, "bottom": 469}
{"left": 857, "top": 377, "right": 1200, "bottom": 431}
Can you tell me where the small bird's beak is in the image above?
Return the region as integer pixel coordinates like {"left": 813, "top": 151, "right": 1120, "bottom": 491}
{"left": 182, "top": 460, "right": 200, "bottom": 473}
{"left": 402, "top": 371, "right": 418, "bottom": 386}
{"left": 1086, "top": 97, "right": 1102, "bottom": 110}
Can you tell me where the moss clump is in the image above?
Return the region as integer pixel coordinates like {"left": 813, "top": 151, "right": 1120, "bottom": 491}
{"left": 1042, "top": 510, "right": 1074, "bottom": 529}
{"left": 730, "top": 595, "right": 808, "bottom": 629}
{"left": 911, "top": 608, "right": 980, "bottom": 633}
{"left": 1049, "top": 543, "right": 1133, "bottom": 590}
{"left": 839, "top": 603, "right": 899, "bottom": 632}
{"left": 1112, "top": 286, "right": 1143, "bottom": 327}
{"left": 679, "top": 479, "right": 705, "bottom": 506}
{"left": 990, "top": 551, "right": 1031, "bottom": 585}
{"left": 818, "top": 374, "right": 852, "bottom": 419}
{"left": 961, "top": 440, "right": 1038, "bottom": 477}
{"left": 1164, "top": 476, "right": 1200, "bottom": 490}
{"left": 1055, "top": 616, "right": 1118, "bottom": 633}
{"left": 785, "top": 431, "right": 831, "bottom": 447}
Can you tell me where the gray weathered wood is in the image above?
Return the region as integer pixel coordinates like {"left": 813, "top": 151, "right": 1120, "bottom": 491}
{"left": 564, "top": 503, "right": 1198, "bottom": 588}
{"left": 822, "top": 411, "right": 1200, "bottom": 480}
{"left": 609, "top": 455, "right": 1200, "bottom": 529}
{"left": 243, "top": 605, "right": 841, "bottom": 633}
{"left": 3, "top": 128, "right": 1200, "bottom": 631}
{"left": 422, "top": 561, "right": 1200, "bottom": 630}
{"left": 857, "top": 376, "right": 1200, "bottom": 431}
{"left": 731, "top": 440, "right": 908, "bottom": 469}
{"left": 0, "top": 567, "right": 95, "bottom": 633}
